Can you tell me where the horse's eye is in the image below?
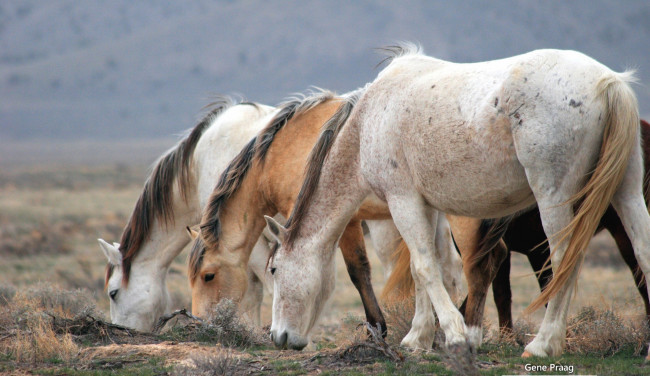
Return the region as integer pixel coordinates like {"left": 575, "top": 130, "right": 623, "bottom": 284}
{"left": 204, "top": 273, "right": 215, "bottom": 282}
{"left": 109, "top": 289, "right": 118, "bottom": 300}
{"left": 270, "top": 267, "right": 277, "bottom": 275}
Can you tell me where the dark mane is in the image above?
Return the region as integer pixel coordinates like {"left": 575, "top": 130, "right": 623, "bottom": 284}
{"left": 188, "top": 236, "right": 207, "bottom": 285}
{"left": 117, "top": 97, "right": 241, "bottom": 285}
{"left": 196, "top": 90, "right": 335, "bottom": 254}
{"left": 641, "top": 119, "right": 650, "bottom": 201}
{"left": 283, "top": 88, "right": 365, "bottom": 246}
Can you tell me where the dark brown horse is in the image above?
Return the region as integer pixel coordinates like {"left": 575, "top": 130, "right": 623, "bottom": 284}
{"left": 482, "top": 119, "right": 650, "bottom": 332}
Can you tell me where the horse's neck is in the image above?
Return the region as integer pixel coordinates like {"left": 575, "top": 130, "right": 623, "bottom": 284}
{"left": 139, "top": 211, "right": 198, "bottom": 269}
{"left": 216, "top": 165, "right": 272, "bottom": 266}
{"left": 291, "top": 119, "right": 371, "bottom": 250}
{"left": 136, "top": 175, "right": 202, "bottom": 271}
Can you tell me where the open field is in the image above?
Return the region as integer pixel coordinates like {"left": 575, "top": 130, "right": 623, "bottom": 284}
{"left": 1, "top": 159, "right": 650, "bottom": 375}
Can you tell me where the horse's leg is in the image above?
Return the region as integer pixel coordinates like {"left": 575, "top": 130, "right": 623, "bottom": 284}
{"left": 449, "top": 216, "right": 507, "bottom": 350}
{"left": 602, "top": 208, "right": 650, "bottom": 321}
{"left": 399, "top": 214, "right": 465, "bottom": 349}
{"left": 366, "top": 219, "right": 402, "bottom": 278}
{"left": 387, "top": 195, "right": 468, "bottom": 351}
{"left": 520, "top": 193, "right": 580, "bottom": 357}
{"left": 463, "top": 239, "right": 508, "bottom": 349}
{"left": 607, "top": 144, "right": 650, "bottom": 360}
{"left": 339, "top": 219, "right": 387, "bottom": 336}
{"left": 492, "top": 249, "right": 513, "bottom": 333}
{"left": 240, "top": 236, "right": 273, "bottom": 326}
{"left": 240, "top": 269, "right": 264, "bottom": 326}
{"left": 436, "top": 215, "right": 465, "bottom": 305}
{"left": 401, "top": 271, "right": 437, "bottom": 349}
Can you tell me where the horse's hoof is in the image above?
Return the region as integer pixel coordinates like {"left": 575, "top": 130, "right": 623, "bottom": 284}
{"left": 447, "top": 342, "right": 471, "bottom": 356}
{"left": 521, "top": 351, "right": 533, "bottom": 358}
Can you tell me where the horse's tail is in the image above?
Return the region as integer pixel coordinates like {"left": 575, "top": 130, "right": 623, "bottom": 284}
{"left": 466, "top": 216, "right": 514, "bottom": 268}
{"left": 380, "top": 239, "right": 413, "bottom": 302}
{"left": 380, "top": 215, "right": 511, "bottom": 302}
{"left": 526, "top": 70, "right": 639, "bottom": 313}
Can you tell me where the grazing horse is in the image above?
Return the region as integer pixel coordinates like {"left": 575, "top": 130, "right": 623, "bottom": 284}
{"left": 264, "top": 44, "right": 647, "bottom": 359}
{"left": 97, "top": 98, "right": 278, "bottom": 331}
{"left": 187, "top": 90, "right": 465, "bottom": 339}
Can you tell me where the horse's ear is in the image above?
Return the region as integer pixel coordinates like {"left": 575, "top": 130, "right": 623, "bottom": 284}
{"left": 98, "top": 238, "right": 121, "bottom": 265}
{"left": 264, "top": 215, "right": 287, "bottom": 244}
{"left": 186, "top": 226, "right": 199, "bottom": 240}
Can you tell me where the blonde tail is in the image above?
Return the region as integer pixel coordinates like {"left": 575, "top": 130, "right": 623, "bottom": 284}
{"left": 380, "top": 240, "right": 414, "bottom": 302}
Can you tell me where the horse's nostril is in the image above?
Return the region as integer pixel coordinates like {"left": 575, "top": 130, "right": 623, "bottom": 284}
{"left": 271, "top": 330, "right": 289, "bottom": 349}
{"left": 279, "top": 332, "right": 288, "bottom": 348}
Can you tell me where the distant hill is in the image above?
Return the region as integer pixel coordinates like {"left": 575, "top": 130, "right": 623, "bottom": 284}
{"left": 1, "top": 0, "right": 648, "bottom": 141}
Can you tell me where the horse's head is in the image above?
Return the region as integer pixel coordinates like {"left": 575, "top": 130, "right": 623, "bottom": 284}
{"left": 264, "top": 216, "right": 336, "bottom": 350}
{"left": 187, "top": 229, "right": 248, "bottom": 318}
{"left": 98, "top": 239, "right": 171, "bottom": 332}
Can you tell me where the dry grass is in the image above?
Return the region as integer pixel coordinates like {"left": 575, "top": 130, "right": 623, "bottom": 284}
{"left": 172, "top": 350, "right": 239, "bottom": 376}
{"left": 0, "top": 285, "right": 84, "bottom": 363}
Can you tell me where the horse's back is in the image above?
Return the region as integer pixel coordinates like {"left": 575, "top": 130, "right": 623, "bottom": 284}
{"left": 357, "top": 49, "right": 620, "bottom": 218}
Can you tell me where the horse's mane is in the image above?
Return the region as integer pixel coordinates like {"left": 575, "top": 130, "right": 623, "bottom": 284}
{"left": 188, "top": 89, "right": 334, "bottom": 282}
{"left": 116, "top": 97, "right": 253, "bottom": 285}
{"left": 283, "top": 87, "right": 366, "bottom": 246}
{"left": 375, "top": 42, "right": 423, "bottom": 68}
{"left": 188, "top": 237, "right": 207, "bottom": 287}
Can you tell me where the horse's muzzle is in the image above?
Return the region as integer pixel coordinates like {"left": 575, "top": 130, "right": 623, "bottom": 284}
{"left": 270, "top": 329, "right": 307, "bottom": 350}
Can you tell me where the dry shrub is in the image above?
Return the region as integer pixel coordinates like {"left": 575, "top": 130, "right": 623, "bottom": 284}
{"left": 0, "top": 222, "right": 71, "bottom": 256}
{"left": 0, "top": 283, "right": 16, "bottom": 306}
{"left": 22, "top": 283, "right": 97, "bottom": 318}
{"left": 336, "top": 322, "right": 404, "bottom": 364}
{"left": 55, "top": 256, "right": 105, "bottom": 292}
{"left": 566, "top": 306, "right": 650, "bottom": 356}
{"left": 172, "top": 350, "right": 239, "bottom": 376}
{"left": 484, "top": 316, "right": 538, "bottom": 347}
{"left": 163, "top": 300, "right": 267, "bottom": 348}
{"left": 382, "top": 296, "right": 416, "bottom": 346}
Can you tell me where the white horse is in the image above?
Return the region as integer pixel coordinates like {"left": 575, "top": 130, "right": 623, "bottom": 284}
{"left": 265, "top": 44, "right": 646, "bottom": 358}
{"left": 98, "top": 98, "right": 278, "bottom": 331}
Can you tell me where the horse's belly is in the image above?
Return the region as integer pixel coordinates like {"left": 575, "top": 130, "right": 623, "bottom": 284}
{"left": 418, "top": 163, "right": 535, "bottom": 217}
{"left": 364, "top": 127, "right": 535, "bottom": 218}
